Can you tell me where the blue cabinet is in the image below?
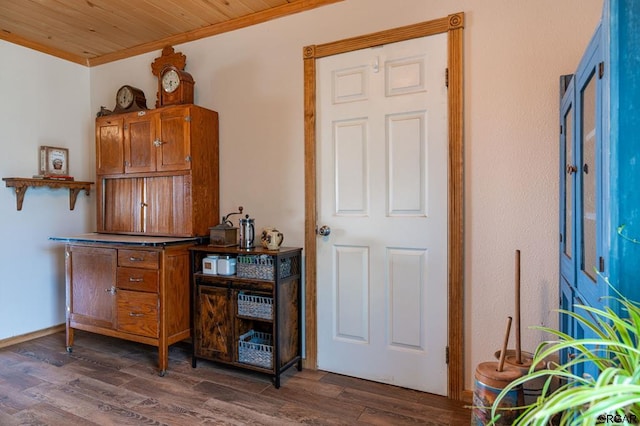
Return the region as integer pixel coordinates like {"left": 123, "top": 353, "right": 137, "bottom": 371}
{"left": 559, "top": 0, "right": 640, "bottom": 374}
{"left": 560, "top": 22, "right": 606, "bottom": 311}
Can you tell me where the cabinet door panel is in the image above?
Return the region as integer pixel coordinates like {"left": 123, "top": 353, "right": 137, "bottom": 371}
{"left": 574, "top": 35, "right": 605, "bottom": 307}
{"left": 124, "top": 114, "right": 155, "bottom": 173}
{"left": 580, "top": 70, "right": 598, "bottom": 283}
{"left": 68, "top": 246, "right": 117, "bottom": 328}
{"left": 157, "top": 107, "right": 191, "bottom": 171}
{"left": 277, "top": 280, "right": 300, "bottom": 367}
{"left": 572, "top": 298, "right": 601, "bottom": 381}
{"left": 196, "top": 285, "right": 232, "bottom": 362}
{"left": 559, "top": 76, "right": 576, "bottom": 287}
{"left": 145, "top": 175, "right": 191, "bottom": 236}
{"left": 164, "top": 250, "right": 190, "bottom": 337}
{"left": 96, "top": 117, "right": 124, "bottom": 174}
{"left": 559, "top": 277, "right": 573, "bottom": 367}
{"left": 116, "top": 290, "right": 158, "bottom": 338}
{"left": 102, "top": 178, "right": 144, "bottom": 233}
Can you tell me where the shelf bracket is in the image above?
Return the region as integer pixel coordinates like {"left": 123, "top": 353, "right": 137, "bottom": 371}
{"left": 3, "top": 177, "right": 94, "bottom": 211}
{"left": 13, "top": 184, "right": 28, "bottom": 211}
{"left": 69, "top": 187, "right": 90, "bottom": 210}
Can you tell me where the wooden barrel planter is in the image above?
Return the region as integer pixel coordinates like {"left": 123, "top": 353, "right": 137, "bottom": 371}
{"left": 494, "top": 349, "right": 547, "bottom": 405}
{"left": 472, "top": 361, "right": 524, "bottom": 425}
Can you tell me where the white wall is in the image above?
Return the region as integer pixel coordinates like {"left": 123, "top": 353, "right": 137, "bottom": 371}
{"left": 2, "top": 0, "right": 603, "bottom": 391}
{"left": 0, "top": 40, "right": 93, "bottom": 338}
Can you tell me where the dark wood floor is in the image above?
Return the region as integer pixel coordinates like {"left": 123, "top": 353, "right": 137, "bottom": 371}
{"left": 0, "top": 331, "right": 470, "bottom": 425}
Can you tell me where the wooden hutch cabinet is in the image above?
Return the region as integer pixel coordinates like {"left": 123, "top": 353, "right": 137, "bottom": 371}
{"left": 190, "top": 246, "right": 302, "bottom": 388}
{"left": 52, "top": 103, "right": 219, "bottom": 375}
{"left": 96, "top": 104, "right": 219, "bottom": 237}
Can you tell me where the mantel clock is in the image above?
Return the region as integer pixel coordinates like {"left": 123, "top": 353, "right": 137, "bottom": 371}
{"left": 151, "top": 46, "right": 195, "bottom": 107}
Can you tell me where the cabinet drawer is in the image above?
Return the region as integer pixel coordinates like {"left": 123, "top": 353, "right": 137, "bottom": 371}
{"left": 118, "top": 250, "right": 159, "bottom": 269}
{"left": 117, "top": 267, "right": 158, "bottom": 293}
{"left": 116, "top": 290, "right": 158, "bottom": 338}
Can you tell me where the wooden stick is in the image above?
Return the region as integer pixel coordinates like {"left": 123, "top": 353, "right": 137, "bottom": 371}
{"left": 498, "top": 316, "right": 512, "bottom": 372}
{"left": 515, "top": 249, "right": 522, "bottom": 364}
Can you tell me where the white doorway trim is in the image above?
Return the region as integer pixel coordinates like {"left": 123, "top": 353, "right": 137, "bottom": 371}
{"left": 303, "top": 13, "right": 465, "bottom": 400}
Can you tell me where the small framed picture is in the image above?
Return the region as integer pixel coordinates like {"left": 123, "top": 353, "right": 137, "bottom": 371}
{"left": 39, "top": 146, "right": 69, "bottom": 176}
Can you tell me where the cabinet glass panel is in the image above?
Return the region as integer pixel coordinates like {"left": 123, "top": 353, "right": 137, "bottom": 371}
{"left": 563, "top": 105, "right": 574, "bottom": 259}
{"left": 581, "top": 71, "right": 597, "bottom": 282}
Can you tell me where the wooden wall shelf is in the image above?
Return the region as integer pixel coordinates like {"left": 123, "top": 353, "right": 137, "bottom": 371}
{"left": 2, "top": 177, "right": 93, "bottom": 211}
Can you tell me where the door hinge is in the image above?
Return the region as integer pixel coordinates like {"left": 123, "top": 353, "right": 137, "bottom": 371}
{"left": 598, "top": 62, "right": 605, "bottom": 79}
{"left": 599, "top": 256, "right": 605, "bottom": 272}
{"left": 445, "top": 68, "right": 449, "bottom": 88}
{"left": 560, "top": 233, "right": 563, "bottom": 243}
{"left": 445, "top": 346, "right": 449, "bottom": 364}
{"left": 560, "top": 124, "right": 563, "bottom": 135}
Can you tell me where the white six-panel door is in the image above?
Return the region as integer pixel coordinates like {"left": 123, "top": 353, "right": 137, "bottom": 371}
{"left": 316, "top": 34, "right": 449, "bottom": 395}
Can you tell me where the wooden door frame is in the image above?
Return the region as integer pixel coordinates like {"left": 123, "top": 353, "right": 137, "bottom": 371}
{"left": 303, "top": 13, "right": 465, "bottom": 400}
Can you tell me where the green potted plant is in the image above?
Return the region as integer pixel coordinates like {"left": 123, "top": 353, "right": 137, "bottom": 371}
{"left": 489, "top": 290, "right": 640, "bottom": 425}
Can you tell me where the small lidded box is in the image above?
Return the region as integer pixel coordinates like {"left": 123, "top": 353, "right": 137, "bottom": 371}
{"left": 209, "top": 223, "right": 238, "bottom": 247}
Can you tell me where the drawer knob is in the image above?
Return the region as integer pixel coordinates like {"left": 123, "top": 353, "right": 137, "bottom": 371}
{"left": 129, "top": 256, "right": 144, "bottom": 262}
{"left": 129, "top": 277, "right": 144, "bottom": 282}
{"left": 129, "top": 312, "right": 144, "bottom": 317}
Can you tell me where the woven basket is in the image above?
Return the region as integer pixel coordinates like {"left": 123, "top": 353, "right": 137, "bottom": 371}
{"left": 238, "top": 330, "right": 273, "bottom": 369}
{"left": 237, "top": 293, "right": 273, "bottom": 320}
{"left": 237, "top": 255, "right": 274, "bottom": 280}
{"left": 237, "top": 255, "right": 293, "bottom": 280}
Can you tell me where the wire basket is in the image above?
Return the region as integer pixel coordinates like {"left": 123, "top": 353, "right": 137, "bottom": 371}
{"left": 238, "top": 330, "right": 273, "bottom": 369}
{"left": 238, "top": 293, "right": 273, "bottom": 320}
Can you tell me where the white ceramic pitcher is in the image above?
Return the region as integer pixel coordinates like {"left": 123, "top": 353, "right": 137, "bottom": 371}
{"left": 265, "top": 229, "right": 284, "bottom": 250}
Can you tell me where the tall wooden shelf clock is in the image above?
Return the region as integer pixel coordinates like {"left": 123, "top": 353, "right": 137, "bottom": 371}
{"left": 151, "top": 46, "right": 195, "bottom": 107}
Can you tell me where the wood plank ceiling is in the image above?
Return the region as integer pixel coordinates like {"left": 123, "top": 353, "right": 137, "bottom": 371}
{"left": 0, "top": 0, "right": 342, "bottom": 66}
